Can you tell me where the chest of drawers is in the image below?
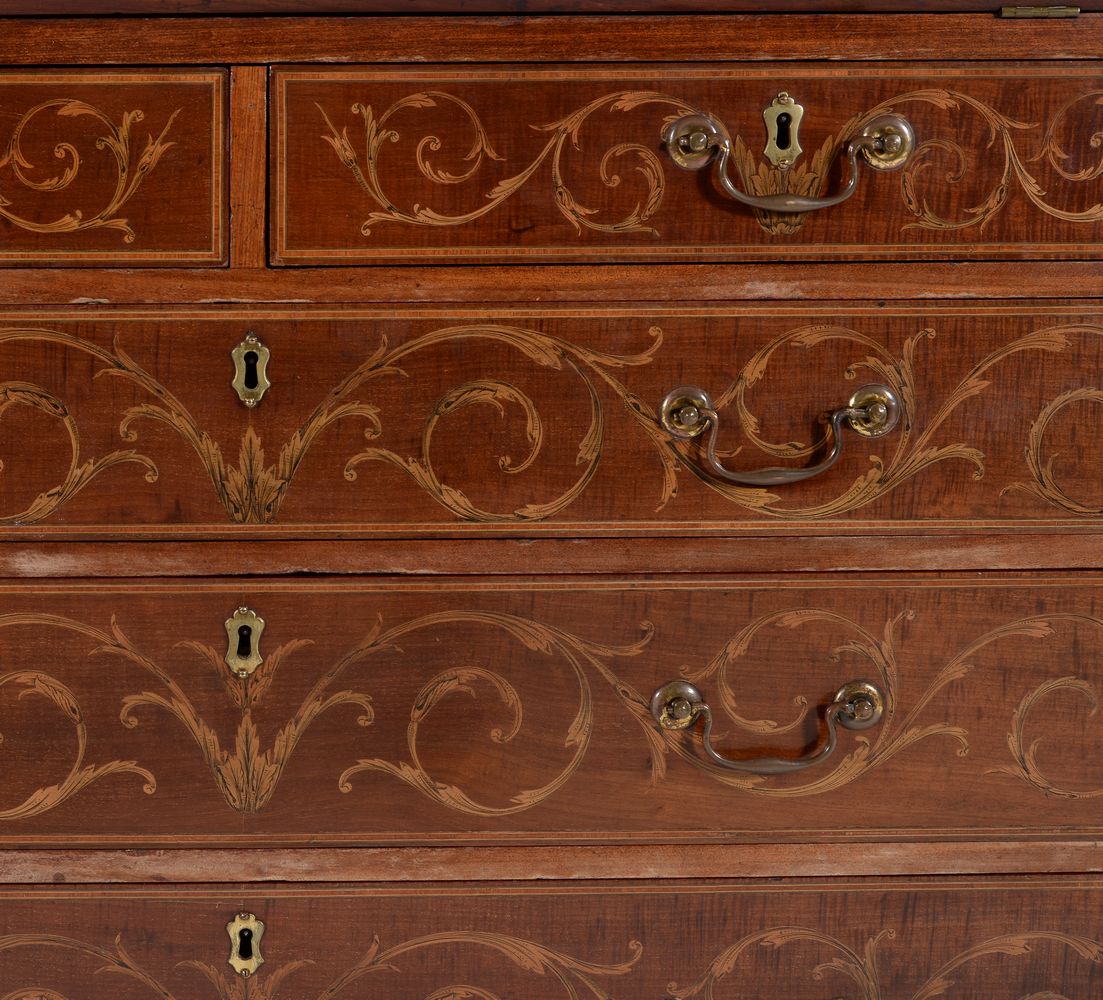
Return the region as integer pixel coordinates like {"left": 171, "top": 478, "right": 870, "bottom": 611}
{"left": 2, "top": 4, "right": 1103, "bottom": 997}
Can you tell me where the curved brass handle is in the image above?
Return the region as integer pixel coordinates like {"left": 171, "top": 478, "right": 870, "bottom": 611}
{"left": 659, "top": 383, "right": 900, "bottom": 487}
{"left": 650, "top": 679, "right": 884, "bottom": 775}
{"left": 663, "top": 111, "right": 915, "bottom": 214}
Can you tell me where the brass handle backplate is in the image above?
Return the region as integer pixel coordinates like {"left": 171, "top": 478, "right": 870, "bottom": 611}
{"left": 663, "top": 107, "right": 915, "bottom": 214}
{"left": 650, "top": 679, "right": 884, "bottom": 775}
{"left": 659, "top": 382, "right": 900, "bottom": 487}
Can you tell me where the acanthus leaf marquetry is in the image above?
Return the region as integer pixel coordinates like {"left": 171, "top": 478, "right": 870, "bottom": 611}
{"left": 0, "top": 72, "right": 226, "bottom": 264}
{"left": 2, "top": 578, "right": 1103, "bottom": 844}
{"left": 5, "top": 308, "right": 1103, "bottom": 533}
{"left": 275, "top": 66, "right": 1103, "bottom": 263}
{"left": 0, "top": 927, "right": 640, "bottom": 1000}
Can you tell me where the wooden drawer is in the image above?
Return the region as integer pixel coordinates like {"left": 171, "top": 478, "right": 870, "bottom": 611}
{"left": 273, "top": 64, "right": 1103, "bottom": 264}
{"left": 0, "top": 878, "right": 1101, "bottom": 996}
{"left": 0, "top": 71, "right": 226, "bottom": 266}
{"left": 6, "top": 304, "right": 1103, "bottom": 535}
{"left": 3, "top": 575, "right": 1103, "bottom": 847}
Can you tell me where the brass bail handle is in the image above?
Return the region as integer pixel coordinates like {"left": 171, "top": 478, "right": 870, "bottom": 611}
{"left": 650, "top": 679, "right": 885, "bottom": 776}
{"left": 658, "top": 383, "right": 900, "bottom": 487}
{"left": 662, "top": 110, "right": 915, "bottom": 214}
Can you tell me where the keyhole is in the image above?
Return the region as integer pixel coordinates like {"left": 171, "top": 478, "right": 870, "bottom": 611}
{"left": 237, "top": 928, "right": 253, "bottom": 960}
{"left": 775, "top": 112, "right": 792, "bottom": 150}
{"left": 243, "top": 351, "right": 259, "bottom": 390}
{"left": 236, "top": 624, "right": 252, "bottom": 659}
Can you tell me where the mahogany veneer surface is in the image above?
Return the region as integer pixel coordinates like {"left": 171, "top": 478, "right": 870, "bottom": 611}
{"left": 2, "top": 6, "right": 1102, "bottom": 993}
{"left": 275, "top": 64, "right": 1103, "bottom": 263}
{"left": 1, "top": 575, "right": 1102, "bottom": 846}
{"left": 0, "top": 878, "right": 1101, "bottom": 999}
{"left": 0, "top": 71, "right": 226, "bottom": 265}
{"left": 4, "top": 305, "right": 1103, "bottom": 534}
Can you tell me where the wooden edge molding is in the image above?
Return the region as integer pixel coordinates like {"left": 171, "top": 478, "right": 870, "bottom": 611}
{"left": 5, "top": 533, "right": 1103, "bottom": 577}
{"left": 3, "top": 842, "right": 1102, "bottom": 884}
{"left": 14, "top": 2, "right": 1103, "bottom": 15}
{"left": 0, "top": 15, "right": 1099, "bottom": 65}
{"left": 2, "top": 263, "right": 1103, "bottom": 305}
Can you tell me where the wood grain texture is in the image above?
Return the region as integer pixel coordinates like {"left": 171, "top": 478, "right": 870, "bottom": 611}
{"left": 6, "top": 305, "right": 1103, "bottom": 534}
{"left": 0, "top": 72, "right": 226, "bottom": 266}
{"left": 0, "top": 15, "right": 1099, "bottom": 64}
{"left": 0, "top": 878, "right": 1100, "bottom": 998}
{"left": 14, "top": 1, "right": 1103, "bottom": 13}
{"left": 275, "top": 65, "right": 1103, "bottom": 263}
{"left": 3, "top": 575, "right": 1103, "bottom": 846}
{"left": 229, "top": 67, "right": 268, "bottom": 269}
{"left": 2, "top": 263, "right": 1103, "bottom": 305}
{"left": 7, "top": 534, "right": 1103, "bottom": 577}
{"left": 5, "top": 840, "right": 1103, "bottom": 883}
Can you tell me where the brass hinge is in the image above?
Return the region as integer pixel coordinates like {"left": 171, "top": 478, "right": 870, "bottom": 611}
{"left": 999, "top": 5, "right": 1080, "bottom": 16}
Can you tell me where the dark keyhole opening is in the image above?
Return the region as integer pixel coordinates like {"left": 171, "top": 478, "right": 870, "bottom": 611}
{"left": 243, "top": 351, "right": 259, "bottom": 390}
{"left": 237, "top": 927, "right": 253, "bottom": 960}
{"left": 237, "top": 624, "right": 253, "bottom": 659}
{"left": 775, "top": 112, "right": 792, "bottom": 150}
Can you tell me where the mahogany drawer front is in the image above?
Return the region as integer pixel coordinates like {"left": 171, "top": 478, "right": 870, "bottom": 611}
{"left": 5, "top": 304, "right": 1103, "bottom": 535}
{"left": 3, "top": 575, "right": 1103, "bottom": 846}
{"left": 1, "top": 878, "right": 1102, "bottom": 997}
{"left": 273, "top": 63, "right": 1103, "bottom": 265}
{"left": 0, "top": 71, "right": 226, "bottom": 266}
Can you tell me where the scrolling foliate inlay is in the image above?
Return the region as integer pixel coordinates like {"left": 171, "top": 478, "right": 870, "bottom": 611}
{"left": 0, "top": 100, "right": 179, "bottom": 243}
{"left": 0, "top": 324, "right": 664, "bottom": 525}
{"left": 316, "top": 88, "right": 1103, "bottom": 239}
{"left": 0, "top": 929, "right": 639, "bottom": 999}
{"left": 3, "top": 605, "right": 1103, "bottom": 820}
{"left": 669, "top": 927, "right": 1103, "bottom": 1000}
{"left": 670, "top": 322, "right": 1103, "bottom": 521}
{"left": 0, "top": 609, "right": 656, "bottom": 817}
{"left": 5, "top": 321, "right": 1103, "bottom": 525}
{"left": 317, "top": 91, "right": 698, "bottom": 238}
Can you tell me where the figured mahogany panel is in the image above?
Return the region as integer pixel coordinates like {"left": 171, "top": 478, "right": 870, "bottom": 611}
{"left": 0, "top": 71, "right": 226, "bottom": 265}
{"left": 0, "top": 878, "right": 1101, "bottom": 997}
{"left": 6, "top": 304, "right": 1103, "bottom": 536}
{"left": 4, "top": 575, "right": 1103, "bottom": 846}
{"left": 275, "top": 64, "right": 1103, "bottom": 264}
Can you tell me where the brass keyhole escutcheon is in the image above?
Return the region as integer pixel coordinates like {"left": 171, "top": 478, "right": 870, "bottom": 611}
{"left": 225, "top": 607, "right": 265, "bottom": 679}
{"left": 763, "top": 92, "right": 804, "bottom": 169}
{"left": 227, "top": 912, "right": 265, "bottom": 978}
{"left": 231, "top": 332, "right": 271, "bottom": 407}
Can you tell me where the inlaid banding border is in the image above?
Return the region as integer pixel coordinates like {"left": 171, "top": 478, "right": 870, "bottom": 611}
{"left": 0, "top": 71, "right": 227, "bottom": 265}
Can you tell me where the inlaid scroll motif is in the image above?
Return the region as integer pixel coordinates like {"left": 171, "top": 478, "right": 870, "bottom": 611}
{"left": 727, "top": 89, "right": 1103, "bottom": 236}
{"left": 0, "top": 666, "right": 155, "bottom": 820}
{"left": 4, "top": 604, "right": 1103, "bottom": 819}
{"left": 6, "top": 322, "right": 1103, "bottom": 526}
{"left": 0, "top": 100, "right": 179, "bottom": 243}
{"left": 317, "top": 87, "right": 1103, "bottom": 240}
{"left": 668, "top": 927, "right": 1103, "bottom": 1000}
{"left": 317, "top": 91, "right": 699, "bottom": 239}
{"left": 658, "top": 609, "right": 1094, "bottom": 797}
{"left": 0, "top": 610, "right": 655, "bottom": 817}
{"left": 671, "top": 322, "right": 1103, "bottom": 520}
{"left": 994, "top": 673, "right": 1103, "bottom": 799}
{"left": 0, "top": 929, "right": 640, "bottom": 999}
{"left": 0, "top": 324, "right": 664, "bottom": 525}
